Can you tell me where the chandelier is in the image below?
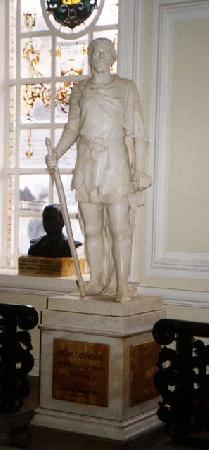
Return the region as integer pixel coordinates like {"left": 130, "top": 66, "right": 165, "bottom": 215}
{"left": 46, "top": 0, "right": 98, "bottom": 29}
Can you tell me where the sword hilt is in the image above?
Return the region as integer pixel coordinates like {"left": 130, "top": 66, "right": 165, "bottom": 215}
{"left": 45, "top": 137, "right": 53, "bottom": 157}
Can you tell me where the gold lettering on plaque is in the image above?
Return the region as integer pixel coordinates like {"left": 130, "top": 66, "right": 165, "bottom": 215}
{"left": 129, "top": 341, "right": 160, "bottom": 406}
{"left": 52, "top": 339, "right": 109, "bottom": 406}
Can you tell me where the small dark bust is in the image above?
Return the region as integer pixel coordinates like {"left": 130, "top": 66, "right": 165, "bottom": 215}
{"left": 28, "top": 204, "right": 82, "bottom": 258}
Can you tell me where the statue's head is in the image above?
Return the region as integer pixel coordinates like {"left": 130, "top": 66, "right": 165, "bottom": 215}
{"left": 42, "top": 204, "right": 64, "bottom": 236}
{"left": 88, "top": 38, "right": 116, "bottom": 72}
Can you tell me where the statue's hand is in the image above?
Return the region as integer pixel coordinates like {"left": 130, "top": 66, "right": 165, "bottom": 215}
{"left": 132, "top": 170, "right": 152, "bottom": 191}
{"left": 45, "top": 153, "right": 58, "bottom": 171}
{"left": 45, "top": 137, "right": 58, "bottom": 171}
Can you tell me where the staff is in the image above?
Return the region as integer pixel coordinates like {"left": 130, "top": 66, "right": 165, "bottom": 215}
{"left": 45, "top": 137, "right": 85, "bottom": 297}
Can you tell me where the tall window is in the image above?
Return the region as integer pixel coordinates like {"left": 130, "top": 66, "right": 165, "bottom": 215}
{"left": 5, "top": 0, "right": 119, "bottom": 268}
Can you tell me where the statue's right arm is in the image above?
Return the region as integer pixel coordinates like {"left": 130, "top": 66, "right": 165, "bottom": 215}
{"left": 46, "top": 84, "right": 81, "bottom": 168}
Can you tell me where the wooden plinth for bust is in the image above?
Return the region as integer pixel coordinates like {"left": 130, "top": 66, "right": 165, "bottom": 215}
{"left": 18, "top": 256, "right": 86, "bottom": 277}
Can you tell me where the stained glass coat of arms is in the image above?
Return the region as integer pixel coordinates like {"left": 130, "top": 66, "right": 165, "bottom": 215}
{"left": 46, "top": 0, "right": 98, "bottom": 29}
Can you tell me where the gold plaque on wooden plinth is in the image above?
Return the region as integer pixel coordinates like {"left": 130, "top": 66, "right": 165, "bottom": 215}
{"left": 18, "top": 255, "right": 86, "bottom": 277}
{"left": 129, "top": 341, "right": 160, "bottom": 406}
{"left": 52, "top": 339, "right": 109, "bottom": 406}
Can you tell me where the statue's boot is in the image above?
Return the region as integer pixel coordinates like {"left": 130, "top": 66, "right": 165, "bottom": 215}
{"left": 113, "top": 235, "right": 131, "bottom": 303}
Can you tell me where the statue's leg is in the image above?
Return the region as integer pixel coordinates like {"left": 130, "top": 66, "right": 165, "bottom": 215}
{"left": 107, "top": 202, "right": 131, "bottom": 302}
{"left": 79, "top": 201, "right": 104, "bottom": 295}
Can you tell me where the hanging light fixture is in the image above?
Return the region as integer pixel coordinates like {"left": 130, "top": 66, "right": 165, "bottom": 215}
{"left": 46, "top": 0, "right": 98, "bottom": 29}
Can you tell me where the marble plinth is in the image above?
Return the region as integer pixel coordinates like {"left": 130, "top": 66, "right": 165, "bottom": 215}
{"left": 33, "top": 294, "right": 164, "bottom": 441}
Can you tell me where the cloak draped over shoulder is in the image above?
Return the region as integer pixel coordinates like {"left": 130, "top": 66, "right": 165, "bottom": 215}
{"left": 54, "top": 75, "right": 148, "bottom": 204}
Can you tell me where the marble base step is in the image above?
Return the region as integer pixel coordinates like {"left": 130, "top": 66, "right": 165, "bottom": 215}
{"left": 33, "top": 407, "right": 160, "bottom": 441}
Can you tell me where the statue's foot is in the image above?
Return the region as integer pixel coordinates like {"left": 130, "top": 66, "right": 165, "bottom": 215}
{"left": 85, "top": 281, "right": 104, "bottom": 296}
{"left": 116, "top": 287, "right": 130, "bottom": 303}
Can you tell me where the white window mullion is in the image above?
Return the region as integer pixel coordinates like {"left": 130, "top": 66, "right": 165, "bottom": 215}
{"left": 1, "top": 0, "right": 8, "bottom": 267}
{"left": 20, "top": 30, "right": 51, "bottom": 39}
{"left": 51, "top": 34, "right": 56, "bottom": 145}
{"left": 93, "top": 24, "right": 118, "bottom": 32}
{"left": 7, "top": 167, "right": 74, "bottom": 176}
{"left": 13, "top": 0, "right": 22, "bottom": 266}
{"left": 16, "top": 75, "right": 88, "bottom": 85}
{"left": 20, "top": 123, "right": 64, "bottom": 130}
{"left": 48, "top": 32, "right": 57, "bottom": 205}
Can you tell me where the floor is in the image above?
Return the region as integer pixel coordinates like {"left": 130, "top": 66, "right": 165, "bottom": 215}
{"left": 6, "top": 378, "right": 209, "bottom": 450}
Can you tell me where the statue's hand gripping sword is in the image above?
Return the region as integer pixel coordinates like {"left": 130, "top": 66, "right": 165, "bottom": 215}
{"left": 45, "top": 137, "right": 85, "bottom": 297}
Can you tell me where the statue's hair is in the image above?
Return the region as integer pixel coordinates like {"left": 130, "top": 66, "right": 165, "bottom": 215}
{"left": 88, "top": 38, "right": 117, "bottom": 66}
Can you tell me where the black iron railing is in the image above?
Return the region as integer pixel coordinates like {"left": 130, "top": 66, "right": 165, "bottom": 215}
{"left": 0, "top": 303, "right": 38, "bottom": 413}
{"left": 153, "top": 319, "right": 209, "bottom": 445}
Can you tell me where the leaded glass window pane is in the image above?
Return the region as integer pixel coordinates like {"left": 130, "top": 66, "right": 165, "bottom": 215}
{"left": 19, "top": 129, "right": 50, "bottom": 168}
{"left": 55, "top": 82, "right": 76, "bottom": 123}
{"left": 97, "top": 0, "right": 119, "bottom": 26}
{"left": 47, "top": 0, "right": 104, "bottom": 36}
{"left": 21, "top": 0, "right": 48, "bottom": 32}
{"left": 19, "top": 174, "right": 49, "bottom": 213}
{"left": 19, "top": 216, "right": 45, "bottom": 255}
{"left": 21, "top": 84, "right": 51, "bottom": 123}
{"left": 56, "top": 37, "right": 88, "bottom": 77}
{"left": 21, "top": 36, "right": 52, "bottom": 79}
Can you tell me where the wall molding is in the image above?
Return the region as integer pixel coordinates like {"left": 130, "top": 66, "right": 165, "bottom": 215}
{"left": 0, "top": 271, "right": 77, "bottom": 294}
{"left": 146, "top": 0, "right": 209, "bottom": 280}
{"left": 138, "top": 285, "right": 209, "bottom": 308}
{"left": 118, "top": 0, "right": 142, "bottom": 81}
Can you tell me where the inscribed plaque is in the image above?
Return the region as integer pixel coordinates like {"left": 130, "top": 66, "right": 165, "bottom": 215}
{"left": 129, "top": 341, "right": 160, "bottom": 406}
{"left": 52, "top": 339, "right": 109, "bottom": 406}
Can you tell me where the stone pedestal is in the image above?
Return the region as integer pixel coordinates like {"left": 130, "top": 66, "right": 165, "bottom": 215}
{"left": 33, "top": 294, "right": 164, "bottom": 441}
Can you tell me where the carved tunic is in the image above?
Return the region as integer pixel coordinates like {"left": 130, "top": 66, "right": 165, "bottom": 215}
{"left": 55, "top": 75, "right": 147, "bottom": 204}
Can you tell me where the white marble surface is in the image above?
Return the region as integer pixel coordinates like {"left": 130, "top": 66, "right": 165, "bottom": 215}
{"left": 36, "top": 293, "right": 163, "bottom": 439}
{"left": 33, "top": 407, "right": 160, "bottom": 441}
{"left": 46, "top": 38, "right": 152, "bottom": 302}
{"left": 41, "top": 309, "right": 163, "bottom": 336}
{"left": 47, "top": 294, "right": 162, "bottom": 317}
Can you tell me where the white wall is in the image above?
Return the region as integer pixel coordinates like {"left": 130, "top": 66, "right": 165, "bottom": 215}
{"left": 137, "top": 0, "right": 209, "bottom": 298}
{"left": 167, "top": 17, "right": 209, "bottom": 254}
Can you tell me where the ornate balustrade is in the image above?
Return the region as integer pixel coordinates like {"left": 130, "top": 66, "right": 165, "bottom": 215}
{"left": 0, "top": 303, "right": 38, "bottom": 413}
{"left": 0, "top": 303, "right": 38, "bottom": 446}
{"left": 153, "top": 318, "right": 209, "bottom": 444}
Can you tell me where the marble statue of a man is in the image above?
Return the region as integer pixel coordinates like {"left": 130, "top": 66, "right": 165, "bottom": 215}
{"left": 46, "top": 38, "right": 151, "bottom": 302}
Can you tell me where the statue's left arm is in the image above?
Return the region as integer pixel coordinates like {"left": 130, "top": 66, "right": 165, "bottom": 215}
{"left": 125, "top": 81, "right": 152, "bottom": 190}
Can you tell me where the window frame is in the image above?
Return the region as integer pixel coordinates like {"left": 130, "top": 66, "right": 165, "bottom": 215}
{"left": 0, "top": 0, "right": 140, "bottom": 277}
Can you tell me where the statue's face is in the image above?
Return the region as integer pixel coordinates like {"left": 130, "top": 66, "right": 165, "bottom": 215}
{"left": 90, "top": 42, "right": 113, "bottom": 73}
